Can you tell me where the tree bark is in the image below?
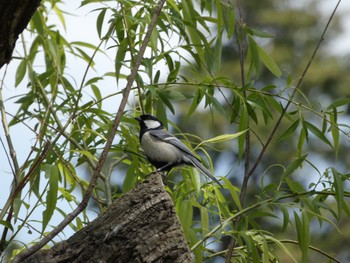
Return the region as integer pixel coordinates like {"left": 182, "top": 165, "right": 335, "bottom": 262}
{"left": 21, "top": 173, "right": 193, "bottom": 263}
{"left": 0, "top": 0, "right": 41, "bottom": 69}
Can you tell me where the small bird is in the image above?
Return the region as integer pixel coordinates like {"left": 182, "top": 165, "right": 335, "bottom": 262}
{"left": 135, "top": 114, "right": 222, "bottom": 187}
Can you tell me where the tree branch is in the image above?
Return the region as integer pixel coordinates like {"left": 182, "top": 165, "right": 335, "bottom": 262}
{"left": 12, "top": 0, "right": 167, "bottom": 261}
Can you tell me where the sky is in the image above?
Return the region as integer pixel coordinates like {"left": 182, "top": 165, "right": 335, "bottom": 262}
{"left": 0, "top": 0, "right": 350, "bottom": 250}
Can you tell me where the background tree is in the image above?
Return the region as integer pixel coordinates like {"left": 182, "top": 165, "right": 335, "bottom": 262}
{"left": 0, "top": 0, "right": 349, "bottom": 262}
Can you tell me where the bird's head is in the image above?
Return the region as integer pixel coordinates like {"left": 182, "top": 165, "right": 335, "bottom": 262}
{"left": 135, "top": 114, "right": 164, "bottom": 130}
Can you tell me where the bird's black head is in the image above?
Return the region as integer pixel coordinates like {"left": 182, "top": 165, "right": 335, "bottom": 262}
{"left": 135, "top": 114, "right": 164, "bottom": 130}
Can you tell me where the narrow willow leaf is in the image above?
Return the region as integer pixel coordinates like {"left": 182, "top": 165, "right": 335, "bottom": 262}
{"left": 257, "top": 45, "right": 282, "bottom": 77}
{"left": 72, "top": 150, "right": 98, "bottom": 162}
{"left": 42, "top": 165, "right": 59, "bottom": 233}
{"left": 31, "top": 11, "right": 45, "bottom": 36}
{"left": 15, "top": 59, "right": 27, "bottom": 87}
{"left": 189, "top": 228, "right": 202, "bottom": 263}
{"left": 221, "top": 177, "right": 242, "bottom": 210}
{"left": 197, "top": 130, "right": 247, "bottom": 148}
{"left": 241, "top": 233, "right": 259, "bottom": 262}
{"left": 301, "top": 212, "right": 310, "bottom": 263}
{"left": 115, "top": 38, "right": 129, "bottom": 82}
{"left": 177, "top": 199, "right": 193, "bottom": 234}
{"left": 238, "top": 105, "right": 248, "bottom": 161}
{"left": 0, "top": 220, "right": 14, "bottom": 232}
{"left": 330, "top": 106, "right": 339, "bottom": 158}
{"left": 277, "top": 119, "right": 299, "bottom": 142}
{"left": 150, "top": 26, "right": 158, "bottom": 55}
{"left": 331, "top": 167, "right": 344, "bottom": 219}
{"left": 158, "top": 92, "right": 175, "bottom": 114}
{"left": 96, "top": 8, "right": 106, "bottom": 39}
{"left": 294, "top": 211, "right": 310, "bottom": 263}
{"left": 297, "top": 127, "right": 306, "bottom": 158}
{"left": 122, "top": 161, "right": 138, "bottom": 193}
{"left": 200, "top": 206, "right": 209, "bottom": 237}
{"left": 285, "top": 177, "right": 305, "bottom": 194}
{"left": 214, "top": 188, "right": 230, "bottom": 219}
{"left": 281, "top": 205, "right": 290, "bottom": 232}
{"left": 282, "top": 155, "right": 307, "bottom": 179}
{"left": 261, "top": 235, "right": 269, "bottom": 263}
{"left": 265, "top": 236, "right": 297, "bottom": 263}
{"left": 303, "top": 121, "right": 332, "bottom": 148}
{"left": 53, "top": 5, "right": 66, "bottom": 30}
{"left": 248, "top": 35, "right": 260, "bottom": 75}
{"left": 57, "top": 161, "right": 76, "bottom": 190}
{"left": 221, "top": 0, "right": 235, "bottom": 39}
{"left": 188, "top": 89, "right": 203, "bottom": 117}
{"left": 326, "top": 98, "right": 350, "bottom": 110}
{"left": 91, "top": 84, "right": 102, "bottom": 109}
{"left": 166, "top": 0, "right": 180, "bottom": 13}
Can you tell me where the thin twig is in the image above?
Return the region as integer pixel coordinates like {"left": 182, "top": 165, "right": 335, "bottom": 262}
{"left": 246, "top": 0, "right": 341, "bottom": 181}
{"left": 225, "top": 1, "right": 247, "bottom": 261}
{"left": 225, "top": 0, "right": 341, "bottom": 262}
{"left": 12, "top": 0, "right": 166, "bottom": 261}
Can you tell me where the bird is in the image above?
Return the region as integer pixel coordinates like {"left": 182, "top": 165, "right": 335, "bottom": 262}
{"left": 135, "top": 114, "right": 223, "bottom": 187}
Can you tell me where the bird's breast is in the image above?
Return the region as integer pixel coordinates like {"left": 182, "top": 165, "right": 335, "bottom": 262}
{"left": 141, "top": 132, "right": 183, "bottom": 165}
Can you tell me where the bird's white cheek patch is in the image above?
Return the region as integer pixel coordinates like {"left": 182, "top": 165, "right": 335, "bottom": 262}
{"left": 144, "top": 120, "right": 161, "bottom": 129}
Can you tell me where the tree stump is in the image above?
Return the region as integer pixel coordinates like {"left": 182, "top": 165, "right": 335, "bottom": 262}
{"left": 22, "top": 173, "right": 193, "bottom": 263}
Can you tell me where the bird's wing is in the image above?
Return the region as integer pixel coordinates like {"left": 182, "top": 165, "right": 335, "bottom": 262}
{"left": 149, "top": 129, "right": 223, "bottom": 188}
{"left": 149, "top": 129, "right": 200, "bottom": 160}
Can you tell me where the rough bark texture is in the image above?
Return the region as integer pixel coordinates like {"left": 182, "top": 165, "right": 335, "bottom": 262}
{"left": 0, "top": 0, "right": 41, "bottom": 69}
{"left": 22, "top": 173, "right": 193, "bottom": 263}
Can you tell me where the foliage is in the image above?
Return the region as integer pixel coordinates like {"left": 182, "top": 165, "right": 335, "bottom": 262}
{"left": 0, "top": 0, "right": 349, "bottom": 262}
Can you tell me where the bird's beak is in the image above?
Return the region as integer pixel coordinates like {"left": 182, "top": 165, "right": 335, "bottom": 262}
{"left": 134, "top": 117, "right": 141, "bottom": 122}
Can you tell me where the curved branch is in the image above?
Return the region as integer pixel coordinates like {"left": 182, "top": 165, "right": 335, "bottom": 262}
{"left": 12, "top": 0, "right": 167, "bottom": 261}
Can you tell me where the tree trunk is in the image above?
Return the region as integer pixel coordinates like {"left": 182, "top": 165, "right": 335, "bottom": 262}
{"left": 22, "top": 173, "right": 193, "bottom": 263}
{"left": 0, "top": 0, "right": 41, "bottom": 69}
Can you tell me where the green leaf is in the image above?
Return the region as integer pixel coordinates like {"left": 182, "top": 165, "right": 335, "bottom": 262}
{"left": 15, "top": 59, "right": 27, "bottom": 87}
{"left": 31, "top": 11, "right": 45, "bottom": 36}
{"left": 221, "top": 0, "right": 235, "bottom": 39}
{"left": 57, "top": 161, "right": 76, "bottom": 190}
{"left": 0, "top": 220, "right": 14, "bottom": 232}
{"left": 238, "top": 105, "right": 248, "bottom": 161}
{"left": 331, "top": 167, "right": 344, "bottom": 219}
{"left": 294, "top": 211, "right": 310, "bottom": 263}
{"left": 71, "top": 150, "right": 98, "bottom": 162}
{"left": 42, "top": 164, "right": 59, "bottom": 233}
{"left": 285, "top": 177, "right": 305, "bottom": 194}
{"left": 166, "top": 0, "right": 180, "bottom": 13}
{"left": 326, "top": 98, "right": 350, "bottom": 110}
{"left": 248, "top": 35, "right": 260, "bottom": 75}
{"left": 257, "top": 45, "right": 282, "bottom": 77}
{"left": 282, "top": 155, "right": 307, "bottom": 179}
{"left": 197, "top": 130, "right": 247, "bottom": 148}
{"left": 58, "top": 187, "right": 75, "bottom": 202}
{"left": 188, "top": 88, "right": 204, "bottom": 117}
{"left": 281, "top": 205, "right": 290, "bottom": 232}
{"left": 221, "top": 177, "right": 242, "bottom": 210}
{"left": 96, "top": 9, "right": 107, "bottom": 39}
{"left": 330, "top": 106, "right": 339, "bottom": 158}
{"left": 122, "top": 161, "right": 137, "bottom": 193}
{"left": 277, "top": 119, "right": 299, "bottom": 142}
{"left": 214, "top": 187, "right": 230, "bottom": 219}
{"left": 176, "top": 198, "right": 193, "bottom": 235}
{"left": 115, "top": 38, "right": 129, "bottom": 82}
{"left": 200, "top": 206, "right": 209, "bottom": 236}
{"left": 303, "top": 121, "right": 332, "bottom": 148}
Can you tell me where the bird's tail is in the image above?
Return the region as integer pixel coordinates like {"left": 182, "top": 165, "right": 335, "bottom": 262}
{"left": 187, "top": 156, "right": 223, "bottom": 188}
